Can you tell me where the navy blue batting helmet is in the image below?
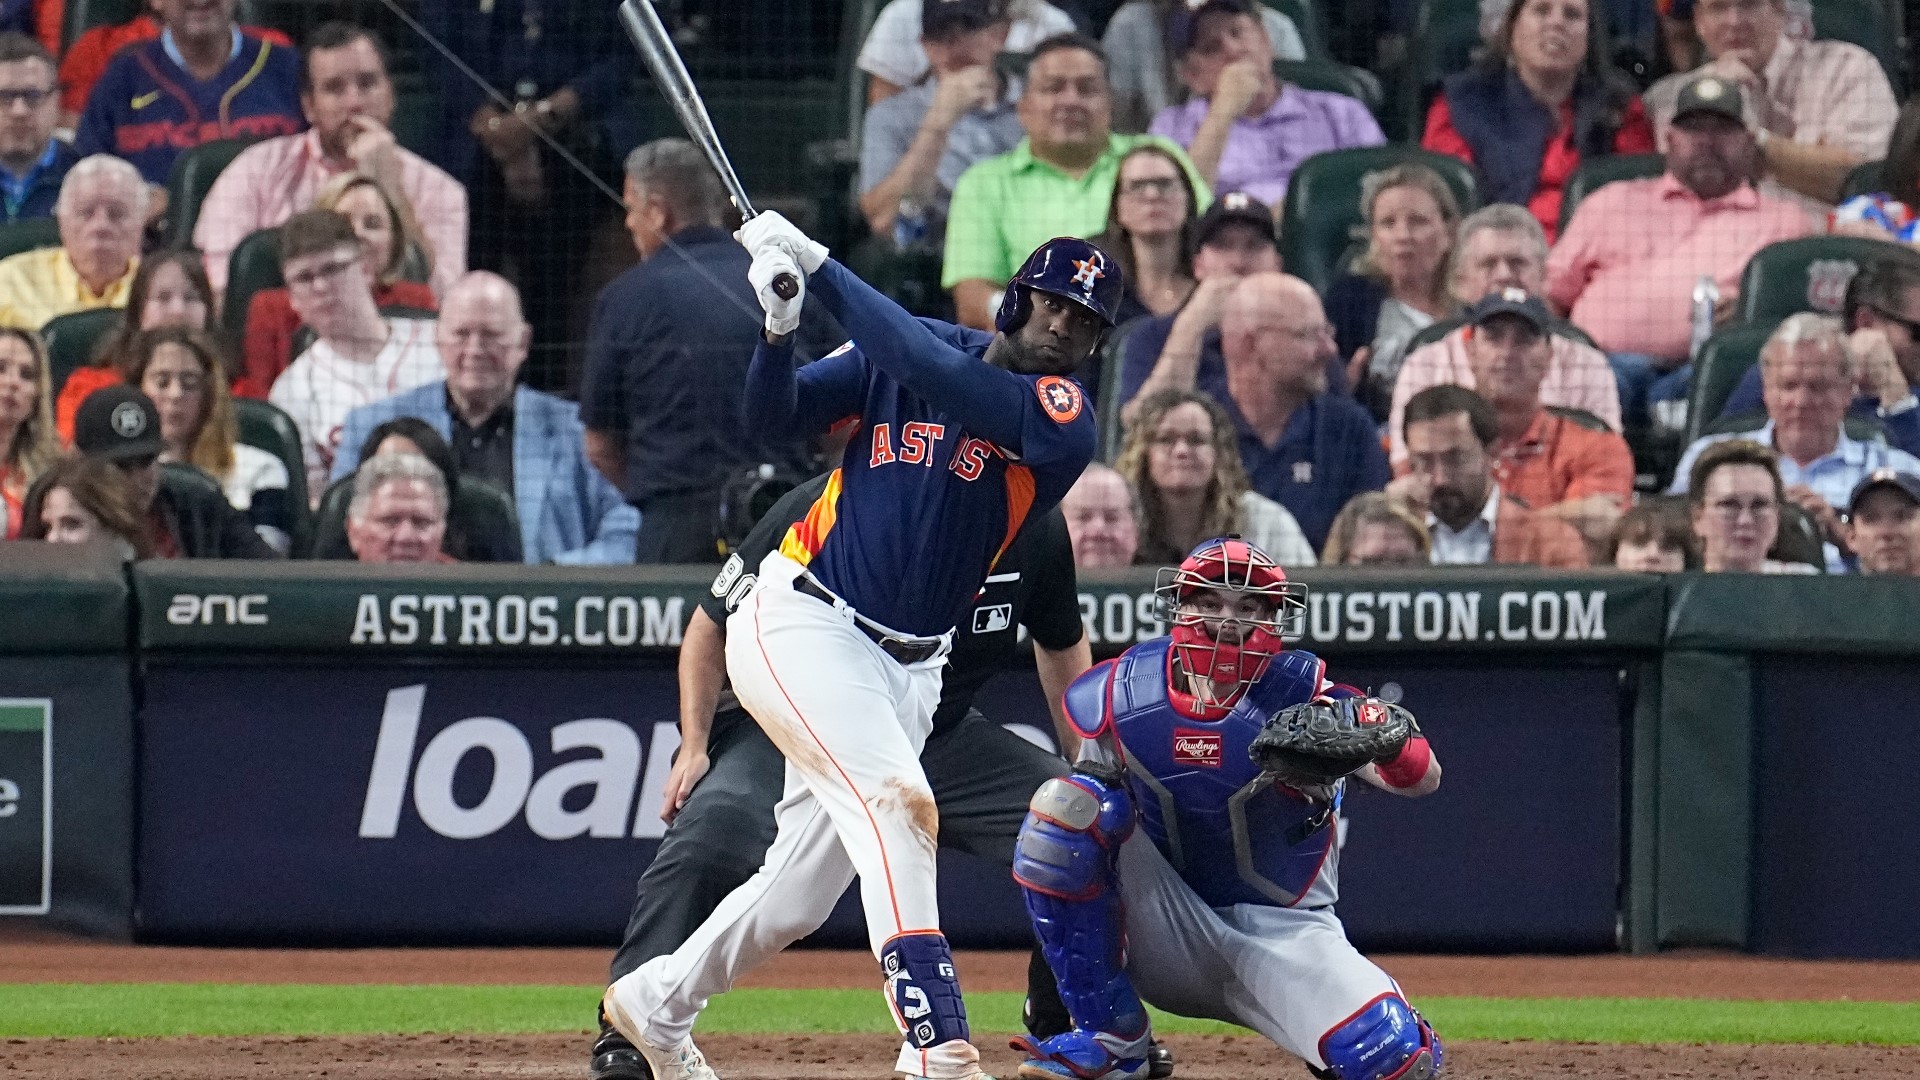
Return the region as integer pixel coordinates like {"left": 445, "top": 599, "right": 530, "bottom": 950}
{"left": 994, "top": 237, "right": 1126, "bottom": 334}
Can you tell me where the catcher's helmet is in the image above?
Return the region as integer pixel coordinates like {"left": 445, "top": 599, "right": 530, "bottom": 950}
{"left": 1156, "top": 536, "right": 1308, "bottom": 708}
{"left": 994, "top": 237, "right": 1126, "bottom": 335}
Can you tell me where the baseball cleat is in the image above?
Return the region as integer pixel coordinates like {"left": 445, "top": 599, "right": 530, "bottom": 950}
{"left": 1011, "top": 1032, "right": 1148, "bottom": 1080}
{"left": 1145, "top": 1040, "right": 1174, "bottom": 1080}
{"left": 589, "top": 1018, "right": 654, "bottom": 1080}
{"left": 630, "top": 1036, "right": 719, "bottom": 1080}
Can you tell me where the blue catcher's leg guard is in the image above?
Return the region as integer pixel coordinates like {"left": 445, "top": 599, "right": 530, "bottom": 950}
{"left": 880, "top": 932, "right": 971, "bottom": 1052}
{"left": 1317, "top": 994, "right": 1443, "bottom": 1080}
{"left": 1010, "top": 769, "right": 1149, "bottom": 1080}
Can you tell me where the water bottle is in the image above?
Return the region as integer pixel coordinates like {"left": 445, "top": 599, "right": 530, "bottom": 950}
{"left": 893, "top": 198, "right": 929, "bottom": 251}
{"left": 1689, "top": 275, "right": 1719, "bottom": 362}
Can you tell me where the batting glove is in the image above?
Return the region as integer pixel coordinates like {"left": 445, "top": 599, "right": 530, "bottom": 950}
{"left": 749, "top": 247, "right": 805, "bottom": 337}
{"left": 736, "top": 210, "right": 828, "bottom": 274}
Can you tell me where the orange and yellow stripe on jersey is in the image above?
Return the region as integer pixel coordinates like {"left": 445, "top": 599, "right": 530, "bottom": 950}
{"left": 778, "top": 468, "right": 845, "bottom": 567}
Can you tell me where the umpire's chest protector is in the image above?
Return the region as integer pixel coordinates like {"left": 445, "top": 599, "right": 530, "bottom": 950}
{"left": 1101, "top": 640, "right": 1343, "bottom": 910}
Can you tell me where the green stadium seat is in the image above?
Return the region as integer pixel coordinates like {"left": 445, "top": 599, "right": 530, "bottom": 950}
{"left": 1557, "top": 153, "right": 1664, "bottom": 238}
{"left": 1838, "top": 159, "right": 1887, "bottom": 203}
{"left": 1263, "top": 0, "right": 1330, "bottom": 61}
{"left": 1093, "top": 315, "right": 1149, "bottom": 463}
{"left": 159, "top": 459, "right": 227, "bottom": 506}
{"left": 1770, "top": 500, "right": 1827, "bottom": 571}
{"left": 163, "top": 137, "right": 266, "bottom": 250}
{"left": 1684, "top": 320, "right": 1779, "bottom": 442}
{"left": 0, "top": 217, "right": 60, "bottom": 262}
{"left": 1735, "top": 236, "right": 1920, "bottom": 324}
{"left": 222, "top": 227, "right": 283, "bottom": 339}
{"left": 1810, "top": 0, "right": 1904, "bottom": 95}
{"left": 306, "top": 473, "right": 524, "bottom": 563}
{"left": 61, "top": 0, "right": 137, "bottom": 52}
{"left": 39, "top": 308, "right": 124, "bottom": 398}
{"left": 844, "top": 235, "right": 949, "bottom": 320}
{"left": 1278, "top": 146, "right": 1478, "bottom": 295}
{"left": 1273, "top": 59, "right": 1382, "bottom": 115}
{"left": 232, "top": 398, "right": 310, "bottom": 555}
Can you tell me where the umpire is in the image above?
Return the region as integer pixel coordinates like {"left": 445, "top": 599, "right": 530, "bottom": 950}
{"left": 591, "top": 470, "right": 1171, "bottom": 1080}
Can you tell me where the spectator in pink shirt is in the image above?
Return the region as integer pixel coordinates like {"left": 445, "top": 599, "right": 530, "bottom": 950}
{"left": 193, "top": 23, "right": 467, "bottom": 302}
{"left": 1389, "top": 202, "right": 1618, "bottom": 465}
{"left": 1546, "top": 73, "right": 1809, "bottom": 427}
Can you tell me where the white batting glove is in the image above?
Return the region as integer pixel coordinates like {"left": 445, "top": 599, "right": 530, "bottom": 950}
{"left": 749, "top": 247, "right": 805, "bottom": 337}
{"left": 735, "top": 210, "right": 828, "bottom": 274}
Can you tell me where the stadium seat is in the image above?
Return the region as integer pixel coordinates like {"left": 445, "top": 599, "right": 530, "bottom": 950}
{"left": 1263, "top": 0, "right": 1331, "bottom": 61}
{"left": 1810, "top": 0, "right": 1904, "bottom": 95}
{"left": 1278, "top": 146, "right": 1478, "bottom": 294}
{"left": 1545, "top": 404, "right": 1610, "bottom": 432}
{"left": 1735, "top": 236, "right": 1920, "bottom": 324}
{"left": 1839, "top": 159, "right": 1886, "bottom": 203}
{"left": 844, "top": 235, "right": 948, "bottom": 320}
{"left": 1557, "top": 153, "right": 1664, "bottom": 238}
{"left": 163, "top": 137, "right": 266, "bottom": 250}
{"left": 0, "top": 217, "right": 60, "bottom": 262}
{"left": 1094, "top": 315, "right": 1149, "bottom": 463}
{"left": 1770, "top": 500, "right": 1828, "bottom": 571}
{"left": 159, "top": 459, "right": 227, "bottom": 506}
{"left": 232, "top": 398, "right": 311, "bottom": 554}
{"left": 1273, "top": 58, "right": 1382, "bottom": 115}
{"left": 306, "top": 472, "right": 525, "bottom": 563}
{"left": 222, "top": 227, "right": 283, "bottom": 340}
{"left": 1684, "top": 320, "right": 1780, "bottom": 442}
{"left": 61, "top": 0, "right": 137, "bottom": 51}
{"left": 39, "top": 308, "right": 124, "bottom": 398}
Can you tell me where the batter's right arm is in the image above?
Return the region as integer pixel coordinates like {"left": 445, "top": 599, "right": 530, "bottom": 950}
{"left": 664, "top": 605, "right": 727, "bottom": 822}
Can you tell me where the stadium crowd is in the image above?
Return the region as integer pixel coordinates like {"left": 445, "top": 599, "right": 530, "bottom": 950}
{"left": 2, "top": 0, "right": 1919, "bottom": 578}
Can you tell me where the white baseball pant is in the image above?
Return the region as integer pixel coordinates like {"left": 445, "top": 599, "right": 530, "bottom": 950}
{"left": 606, "top": 551, "right": 982, "bottom": 1078}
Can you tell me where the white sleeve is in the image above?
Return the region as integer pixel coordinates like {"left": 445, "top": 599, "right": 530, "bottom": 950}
{"left": 855, "top": 0, "right": 927, "bottom": 87}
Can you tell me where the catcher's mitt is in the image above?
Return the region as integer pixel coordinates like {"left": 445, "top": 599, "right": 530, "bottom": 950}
{"left": 1249, "top": 696, "right": 1415, "bottom": 788}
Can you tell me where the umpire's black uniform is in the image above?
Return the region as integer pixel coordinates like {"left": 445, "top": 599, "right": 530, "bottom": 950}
{"left": 593, "top": 472, "right": 1081, "bottom": 1078}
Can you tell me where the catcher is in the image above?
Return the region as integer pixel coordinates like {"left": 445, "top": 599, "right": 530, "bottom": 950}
{"left": 1009, "top": 536, "right": 1443, "bottom": 1080}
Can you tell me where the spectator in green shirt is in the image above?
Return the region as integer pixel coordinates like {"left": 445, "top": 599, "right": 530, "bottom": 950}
{"left": 943, "top": 31, "right": 1207, "bottom": 329}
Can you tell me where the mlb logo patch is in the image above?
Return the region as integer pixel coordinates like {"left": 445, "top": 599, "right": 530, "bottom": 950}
{"left": 972, "top": 603, "right": 1013, "bottom": 634}
{"left": 1171, "top": 728, "right": 1222, "bottom": 767}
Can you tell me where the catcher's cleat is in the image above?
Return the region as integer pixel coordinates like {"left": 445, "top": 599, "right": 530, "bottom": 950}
{"left": 1012, "top": 1031, "right": 1149, "bottom": 1080}
{"left": 1145, "top": 1040, "right": 1174, "bottom": 1079}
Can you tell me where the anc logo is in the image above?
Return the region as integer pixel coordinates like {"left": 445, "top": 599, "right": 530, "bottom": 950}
{"left": 1035, "top": 376, "right": 1083, "bottom": 423}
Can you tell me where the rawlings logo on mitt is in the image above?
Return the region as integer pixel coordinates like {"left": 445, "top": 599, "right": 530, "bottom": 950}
{"left": 1248, "top": 695, "right": 1415, "bottom": 788}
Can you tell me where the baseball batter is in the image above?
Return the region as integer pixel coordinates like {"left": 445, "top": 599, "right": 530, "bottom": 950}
{"left": 589, "top": 470, "right": 1110, "bottom": 1079}
{"left": 601, "top": 215, "right": 1118, "bottom": 1080}
{"left": 1010, "top": 538, "right": 1444, "bottom": 1080}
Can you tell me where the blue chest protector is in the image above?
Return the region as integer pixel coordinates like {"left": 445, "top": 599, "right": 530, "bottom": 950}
{"left": 1082, "top": 638, "right": 1343, "bottom": 909}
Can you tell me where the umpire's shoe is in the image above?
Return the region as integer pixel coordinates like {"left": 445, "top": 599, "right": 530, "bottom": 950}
{"left": 590, "top": 1008, "right": 653, "bottom": 1080}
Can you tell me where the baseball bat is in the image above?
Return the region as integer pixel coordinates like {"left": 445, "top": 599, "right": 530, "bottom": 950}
{"left": 618, "top": 0, "right": 798, "bottom": 300}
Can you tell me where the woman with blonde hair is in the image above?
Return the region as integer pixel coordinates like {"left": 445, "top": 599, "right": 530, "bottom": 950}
{"left": 1115, "top": 388, "right": 1316, "bottom": 566}
{"left": 0, "top": 326, "right": 58, "bottom": 539}
{"left": 1321, "top": 492, "right": 1433, "bottom": 566}
{"left": 1325, "top": 163, "right": 1462, "bottom": 416}
{"left": 237, "top": 171, "right": 439, "bottom": 399}
{"left": 125, "top": 328, "right": 291, "bottom": 548}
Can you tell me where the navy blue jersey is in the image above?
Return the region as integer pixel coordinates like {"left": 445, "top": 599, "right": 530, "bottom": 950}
{"left": 743, "top": 259, "right": 1096, "bottom": 636}
{"left": 75, "top": 34, "right": 303, "bottom": 184}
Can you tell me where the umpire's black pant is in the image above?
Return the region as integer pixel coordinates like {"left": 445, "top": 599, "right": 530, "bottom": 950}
{"left": 607, "top": 705, "right": 1073, "bottom": 1036}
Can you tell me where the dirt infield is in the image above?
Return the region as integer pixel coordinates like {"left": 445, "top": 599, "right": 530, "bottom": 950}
{"left": 3, "top": 1033, "right": 1913, "bottom": 1080}
{"left": 5, "top": 931, "right": 1920, "bottom": 1001}
{"left": 6, "top": 934, "right": 1920, "bottom": 1078}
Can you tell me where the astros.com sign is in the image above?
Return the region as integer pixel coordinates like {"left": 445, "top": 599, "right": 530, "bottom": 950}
{"left": 356, "top": 685, "right": 680, "bottom": 842}
{"left": 1077, "top": 588, "right": 1610, "bottom": 646}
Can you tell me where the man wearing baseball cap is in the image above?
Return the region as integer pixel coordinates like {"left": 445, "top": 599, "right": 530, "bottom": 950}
{"left": 1844, "top": 469, "right": 1920, "bottom": 576}
{"left": 1547, "top": 73, "right": 1809, "bottom": 428}
{"left": 73, "top": 386, "right": 277, "bottom": 559}
{"left": 1644, "top": 0, "right": 1894, "bottom": 211}
{"left": 1121, "top": 191, "right": 1283, "bottom": 409}
{"left": 1146, "top": 0, "right": 1381, "bottom": 206}
{"left": 1391, "top": 288, "right": 1632, "bottom": 552}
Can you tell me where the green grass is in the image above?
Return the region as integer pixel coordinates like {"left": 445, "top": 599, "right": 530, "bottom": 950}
{"left": 0, "top": 985, "right": 1917, "bottom": 1045}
